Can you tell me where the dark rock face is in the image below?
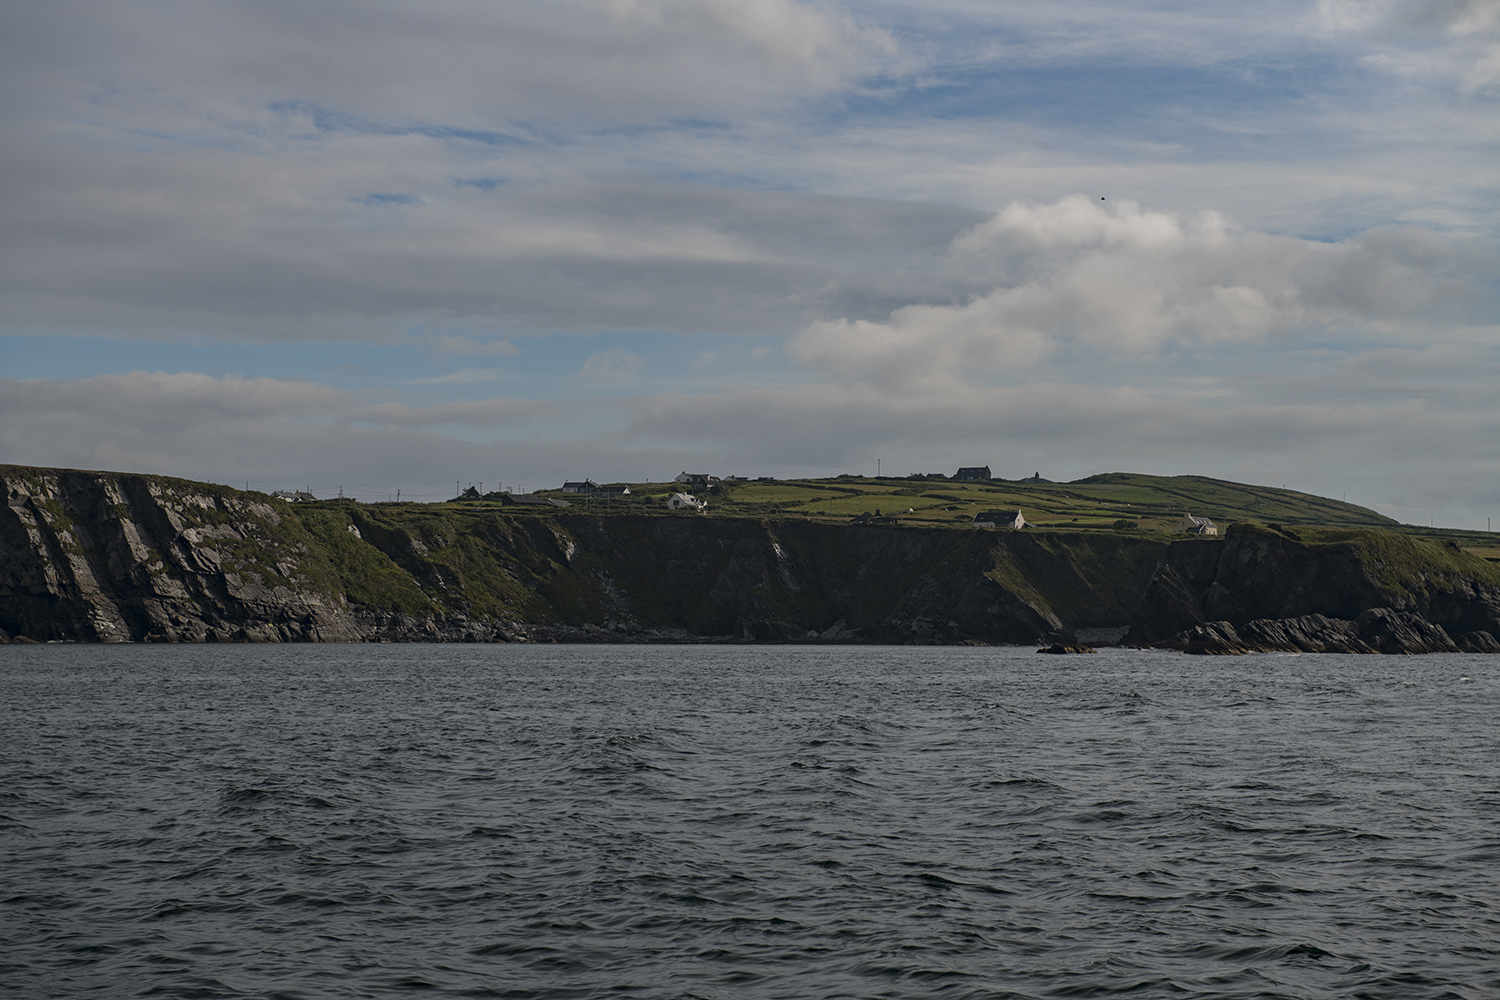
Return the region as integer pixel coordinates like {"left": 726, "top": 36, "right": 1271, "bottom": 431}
{"left": 1454, "top": 630, "right": 1500, "bottom": 652}
{"left": 0, "top": 468, "right": 364, "bottom": 643}
{"left": 1241, "top": 614, "right": 1367, "bottom": 653}
{"left": 1037, "top": 643, "right": 1096, "bottom": 654}
{"left": 7, "top": 466, "right": 1497, "bottom": 651}
{"left": 0, "top": 466, "right": 1094, "bottom": 645}
{"left": 1129, "top": 522, "right": 1500, "bottom": 652}
{"left": 1353, "top": 608, "right": 1458, "bottom": 654}
{"left": 1168, "top": 610, "right": 1494, "bottom": 655}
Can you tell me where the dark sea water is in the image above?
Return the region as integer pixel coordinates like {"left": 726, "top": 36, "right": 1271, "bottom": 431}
{"left": 2, "top": 644, "right": 1497, "bottom": 1000}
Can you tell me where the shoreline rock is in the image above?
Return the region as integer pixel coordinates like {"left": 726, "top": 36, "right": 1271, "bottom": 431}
{"left": 1164, "top": 610, "right": 1497, "bottom": 655}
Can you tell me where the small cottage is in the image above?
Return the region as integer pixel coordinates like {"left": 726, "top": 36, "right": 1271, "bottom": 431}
{"left": 973, "top": 509, "right": 1026, "bottom": 529}
{"left": 667, "top": 492, "right": 707, "bottom": 511}
{"left": 1174, "top": 514, "right": 1219, "bottom": 535}
{"left": 561, "top": 480, "right": 599, "bottom": 494}
{"left": 955, "top": 466, "right": 991, "bottom": 481}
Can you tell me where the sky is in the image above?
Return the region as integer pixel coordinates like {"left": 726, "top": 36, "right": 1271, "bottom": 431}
{"left": 1, "top": 0, "right": 1497, "bottom": 524}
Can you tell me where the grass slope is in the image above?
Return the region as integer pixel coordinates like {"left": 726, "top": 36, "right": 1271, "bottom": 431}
{"left": 520, "top": 472, "right": 1397, "bottom": 532}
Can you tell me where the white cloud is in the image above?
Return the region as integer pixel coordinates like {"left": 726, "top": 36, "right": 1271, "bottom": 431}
{"left": 791, "top": 196, "right": 1498, "bottom": 387}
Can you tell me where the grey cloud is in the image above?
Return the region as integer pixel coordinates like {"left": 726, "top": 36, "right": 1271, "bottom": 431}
{"left": 347, "top": 398, "right": 562, "bottom": 428}
{"left": 0, "top": 373, "right": 645, "bottom": 498}
{"left": 1, "top": 0, "right": 903, "bottom": 127}
{"left": 620, "top": 379, "right": 1500, "bottom": 519}
{"left": 0, "top": 125, "right": 989, "bottom": 339}
{"left": 1319, "top": 0, "right": 1500, "bottom": 93}
{"left": 4, "top": 367, "right": 1497, "bottom": 521}
{"left": 1216, "top": 345, "right": 1500, "bottom": 412}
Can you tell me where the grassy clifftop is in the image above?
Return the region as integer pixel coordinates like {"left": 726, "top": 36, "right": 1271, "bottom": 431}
{"left": 533, "top": 471, "right": 1397, "bottom": 531}
{"left": 5, "top": 463, "right": 1494, "bottom": 644}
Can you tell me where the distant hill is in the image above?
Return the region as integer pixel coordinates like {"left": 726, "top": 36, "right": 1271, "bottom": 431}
{"left": 662, "top": 472, "right": 1397, "bottom": 530}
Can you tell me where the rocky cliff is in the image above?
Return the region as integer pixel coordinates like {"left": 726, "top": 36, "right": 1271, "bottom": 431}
{"left": 4, "top": 466, "right": 1497, "bottom": 650}
{"left": 1126, "top": 521, "right": 1500, "bottom": 653}
{"left": 0, "top": 465, "right": 1163, "bottom": 644}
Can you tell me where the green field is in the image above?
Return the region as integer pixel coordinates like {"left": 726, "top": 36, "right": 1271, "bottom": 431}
{"left": 513, "top": 472, "right": 1397, "bottom": 532}
{"left": 424, "top": 471, "right": 1500, "bottom": 558}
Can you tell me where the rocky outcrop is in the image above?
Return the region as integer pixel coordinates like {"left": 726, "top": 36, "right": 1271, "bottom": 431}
{"left": 1165, "top": 609, "right": 1499, "bottom": 655}
{"left": 0, "top": 467, "right": 366, "bottom": 643}
{"left": 1128, "top": 522, "right": 1500, "bottom": 651}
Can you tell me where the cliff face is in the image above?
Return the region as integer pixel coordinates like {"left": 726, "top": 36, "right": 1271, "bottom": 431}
{"left": 0, "top": 466, "right": 1167, "bottom": 644}
{"left": 1126, "top": 521, "right": 1500, "bottom": 646}
{"left": 0, "top": 467, "right": 368, "bottom": 642}
{"left": 5, "top": 466, "right": 1497, "bottom": 648}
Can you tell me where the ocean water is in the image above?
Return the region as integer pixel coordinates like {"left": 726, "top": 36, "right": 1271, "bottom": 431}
{"left": 2, "top": 644, "right": 1497, "bottom": 1000}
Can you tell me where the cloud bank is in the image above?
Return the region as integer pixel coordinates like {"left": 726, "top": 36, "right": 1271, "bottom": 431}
{"left": 2, "top": 0, "right": 1497, "bottom": 525}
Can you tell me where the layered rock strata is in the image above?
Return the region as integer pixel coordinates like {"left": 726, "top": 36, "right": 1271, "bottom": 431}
{"left": 5, "top": 466, "right": 1498, "bottom": 651}
{"left": 1127, "top": 522, "right": 1500, "bottom": 653}
{"left": 1167, "top": 610, "right": 1500, "bottom": 655}
{"left": 1, "top": 466, "right": 1154, "bottom": 645}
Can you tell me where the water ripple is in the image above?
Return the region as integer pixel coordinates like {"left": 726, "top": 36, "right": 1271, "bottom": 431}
{"left": 2, "top": 644, "right": 1497, "bottom": 998}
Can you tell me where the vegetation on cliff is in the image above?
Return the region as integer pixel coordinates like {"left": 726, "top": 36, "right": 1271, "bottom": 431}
{"left": 523, "top": 471, "right": 1399, "bottom": 531}
{"left": 3, "top": 464, "right": 1496, "bottom": 648}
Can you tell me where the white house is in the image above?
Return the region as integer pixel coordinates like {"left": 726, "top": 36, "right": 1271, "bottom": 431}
{"left": 973, "top": 509, "right": 1026, "bottom": 529}
{"left": 667, "top": 492, "right": 707, "bottom": 511}
{"left": 1174, "top": 514, "right": 1219, "bottom": 535}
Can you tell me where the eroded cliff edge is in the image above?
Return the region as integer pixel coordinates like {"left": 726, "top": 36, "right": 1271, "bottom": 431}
{"left": 3, "top": 465, "right": 1498, "bottom": 649}
{"left": 1125, "top": 521, "right": 1500, "bottom": 653}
